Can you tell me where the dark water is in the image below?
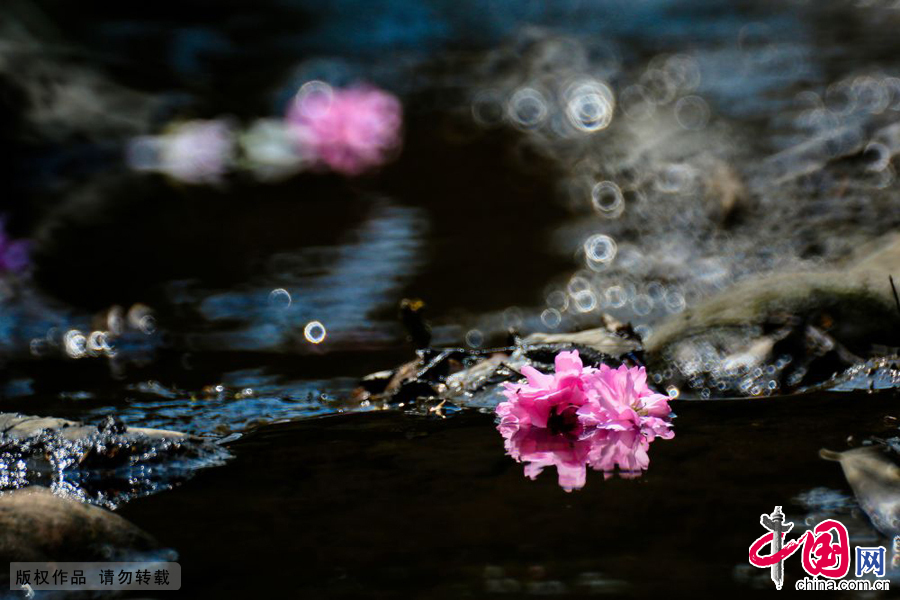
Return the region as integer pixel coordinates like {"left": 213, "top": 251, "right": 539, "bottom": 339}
{"left": 119, "top": 392, "right": 900, "bottom": 597}
{"left": 3, "top": 0, "right": 900, "bottom": 598}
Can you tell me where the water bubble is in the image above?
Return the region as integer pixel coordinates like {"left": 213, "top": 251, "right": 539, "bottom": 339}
{"left": 138, "top": 315, "right": 157, "bottom": 335}
{"left": 540, "top": 308, "right": 562, "bottom": 328}
{"left": 546, "top": 290, "right": 569, "bottom": 312}
{"left": 64, "top": 330, "right": 87, "bottom": 359}
{"left": 590, "top": 181, "right": 625, "bottom": 216}
{"left": 605, "top": 285, "right": 627, "bottom": 309}
{"left": 664, "top": 55, "right": 701, "bottom": 91}
{"left": 567, "top": 275, "right": 593, "bottom": 296}
{"left": 666, "top": 386, "right": 680, "bottom": 399}
{"left": 29, "top": 338, "right": 48, "bottom": 357}
{"left": 564, "top": 80, "right": 614, "bottom": 132}
{"left": 674, "top": 96, "right": 710, "bottom": 130}
{"left": 87, "top": 331, "right": 114, "bottom": 357}
{"left": 824, "top": 81, "right": 856, "bottom": 116}
{"left": 268, "top": 288, "right": 292, "bottom": 309}
{"left": 128, "top": 304, "right": 156, "bottom": 334}
{"left": 294, "top": 80, "right": 334, "bottom": 119}
{"left": 869, "top": 164, "right": 896, "bottom": 189}
{"left": 583, "top": 234, "right": 617, "bottom": 264}
{"left": 640, "top": 69, "right": 677, "bottom": 105}
{"left": 106, "top": 306, "right": 125, "bottom": 336}
{"left": 646, "top": 281, "right": 666, "bottom": 301}
{"left": 465, "top": 329, "right": 484, "bottom": 348}
{"left": 508, "top": 87, "right": 549, "bottom": 128}
{"left": 304, "top": 321, "right": 327, "bottom": 344}
{"left": 664, "top": 290, "right": 687, "bottom": 313}
{"left": 503, "top": 306, "right": 524, "bottom": 329}
{"left": 632, "top": 294, "right": 654, "bottom": 316}
{"left": 572, "top": 289, "right": 598, "bottom": 313}
{"left": 471, "top": 89, "right": 506, "bottom": 127}
{"left": 853, "top": 76, "right": 889, "bottom": 114}
{"left": 863, "top": 141, "right": 891, "bottom": 172}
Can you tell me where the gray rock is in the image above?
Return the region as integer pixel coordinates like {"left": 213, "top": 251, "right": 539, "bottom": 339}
{"left": 0, "top": 487, "right": 162, "bottom": 563}
{"left": 644, "top": 233, "right": 900, "bottom": 396}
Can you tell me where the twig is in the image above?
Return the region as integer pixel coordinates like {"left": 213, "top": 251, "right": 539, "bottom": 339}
{"left": 891, "top": 275, "right": 900, "bottom": 317}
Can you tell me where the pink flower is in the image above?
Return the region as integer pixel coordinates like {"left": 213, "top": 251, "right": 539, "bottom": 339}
{"left": 286, "top": 83, "right": 402, "bottom": 175}
{"left": 495, "top": 351, "right": 675, "bottom": 490}
{"left": 496, "top": 350, "right": 594, "bottom": 429}
{"left": 577, "top": 364, "right": 674, "bottom": 440}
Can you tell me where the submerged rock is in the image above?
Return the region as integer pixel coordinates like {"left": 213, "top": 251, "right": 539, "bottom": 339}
{"left": 0, "top": 486, "right": 165, "bottom": 564}
{"left": 820, "top": 446, "right": 900, "bottom": 538}
{"left": 0, "top": 412, "right": 229, "bottom": 508}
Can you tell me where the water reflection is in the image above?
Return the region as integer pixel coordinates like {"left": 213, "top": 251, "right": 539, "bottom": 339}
{"left": 498, "top": 421, "right": 670, "bottom": 492}
{"left": 173, "top": 200, "right": 425, "bottom": 353}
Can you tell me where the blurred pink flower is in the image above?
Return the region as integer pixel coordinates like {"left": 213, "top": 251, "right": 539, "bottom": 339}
{"left": 496, "top": 350, "right": 595, "bottom": 429}
{"left": 495, "top": 351, "right": 674, "bottom": 490}
{"left": 0, "top": 219, "right": 30, "bottom": 274}
{"left": 162, "top": 120, "right": 234, "bottom": 184}
{"left": 127, "top": 120, "right": 235, "bottom": 185}
{"left": 286, "top": 83, "right": 402, "bottom": 175}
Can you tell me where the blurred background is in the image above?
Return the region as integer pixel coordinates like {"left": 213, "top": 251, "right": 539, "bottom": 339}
{"left": 3, "top": 0, "right": 900, "bottom": 434}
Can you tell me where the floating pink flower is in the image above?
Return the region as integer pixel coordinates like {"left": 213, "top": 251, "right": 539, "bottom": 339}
{"left": 577, "top": 363, "right": 674, "bottom": 441}
{"left": 495, "top": 351, "right": 675, "bottom": 490}
{"left": 496, "top": 350, "right": 595, "bottom": 429}
{"left": 286, "top": 82, "right": 402, "bottom": 175}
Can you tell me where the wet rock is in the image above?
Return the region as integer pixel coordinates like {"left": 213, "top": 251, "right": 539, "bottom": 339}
{"left": 523, "top": 325, "right": 641, "bottom": 359}
{"left": 0, "top": 486, "right": 163, "bottom": 563}
{"left": 0, "top": 412, "right": 229, "bottom": 508}
{"left": 820, "top": 446, "right": 900, "bottom": 537}
{"left": 646, "top": 233, "right": 900, "bottom": 396}
{"left": 353, "top": 330, "right": 636, "bottom": 410}
{"left": 819, "top": 356, "right": 900, "bottom": 392}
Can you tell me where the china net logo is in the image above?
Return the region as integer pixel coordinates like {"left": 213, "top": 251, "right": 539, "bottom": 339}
{"left": 748, "top": 506, "right": 891, "bottom": 591}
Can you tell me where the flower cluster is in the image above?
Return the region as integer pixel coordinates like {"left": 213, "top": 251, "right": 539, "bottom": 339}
{"left": 496, "top": 350, "right": 674, "bottom": 490}
{"left": 126, "top": 82, "right": 402, "bottom": 183}
{"left": 286, "top": 84, "right": 402, "bottom": 176}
